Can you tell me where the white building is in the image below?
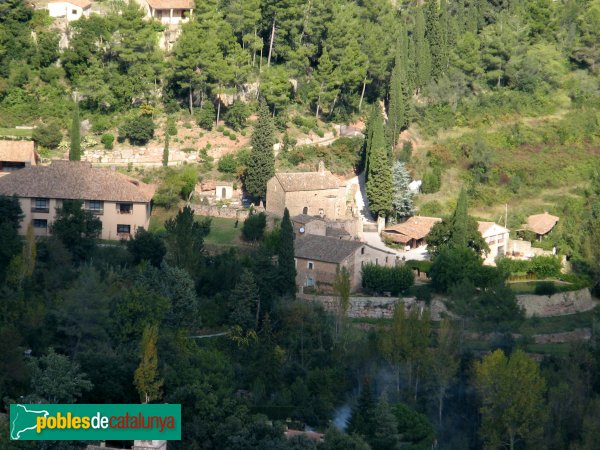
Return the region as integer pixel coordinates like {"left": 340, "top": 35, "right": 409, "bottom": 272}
{"left": 478, "top": 221, "right": 510, "bottom": 265}
{"left": 47, "top": 0, "right": 91, "bottom": 21}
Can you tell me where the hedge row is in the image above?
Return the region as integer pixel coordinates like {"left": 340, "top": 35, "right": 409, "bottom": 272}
{"left": 361, "top": 264, "right": 414, "bottom": 296}
{"left": 496, "top": 255, "right": 562, "bottom": 279}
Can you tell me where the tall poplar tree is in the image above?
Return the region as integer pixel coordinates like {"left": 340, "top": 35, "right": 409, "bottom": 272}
{"left": 133, "top": 324, "right": 163, "bottom": 404}
{"left": 277, "top": 208, "right": 296, "bottom": 297}
{"left": 365, "top": 106, "right": 392, "bottom": 218}
{"left": 69, "top": 101, "right": 81, "bottom": 161}
{"left": 246, "top": 99, "right": 275, "bottom": 202}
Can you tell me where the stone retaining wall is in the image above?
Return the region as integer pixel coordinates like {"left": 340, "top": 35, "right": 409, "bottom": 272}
{"left": 191, "top": 204, "right": 251, "bottom": 221}
{"left": 517, "top": 288, "right": 594, "bottom": 317}
{"left": 299, "top": 293, "right": 449, "bottom": 320}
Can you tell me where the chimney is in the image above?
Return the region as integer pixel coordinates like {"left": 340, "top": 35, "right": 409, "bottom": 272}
{"left": 318, "top": 160, "right": 325, "bottom": 174}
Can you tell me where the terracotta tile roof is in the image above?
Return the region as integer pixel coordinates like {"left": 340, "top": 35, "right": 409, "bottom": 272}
{"left": 383, "top": 216, "right": 442, "bottom": 241}
{"left": 0, "top": 140, "right": 35, "bottom": 162}
{"left": 0, "top": 160, "right": 155, "bottom": 203}
{"left": 274, "top": 170, "right": 342, "bottom": 192}
{"left": 477, "top": 221, "right": 509, "bottom": 237}
{"left": 146, "top": 0, "right": 194, "bottom": 9}
{"left": 49, "top": 0, "right": 92, "bottom": 8}
{"left": 525, "top": 212, "right": 559, "bottom": 235}
{"left": 326, "top": 227, "right": 350, "bottom": 237}
{"left": 294, "top": 234, "right": 363, "bottom": 263}
{"left": 284, "top": 429, "right": 325, "bottom": 442}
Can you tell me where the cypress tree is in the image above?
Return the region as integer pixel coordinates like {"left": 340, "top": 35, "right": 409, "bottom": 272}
{"left": 278, "top": 208, "right": 296, "bottom": 297}
{"left": 425, "top": 0, "right": 447, "bottom": 78}
{"left": 448, "top": 188, "right": 470, "bottom": 248}
{"left": 347, "top": 381, "right": 376, "bottom": 438}
{"left": 386, "top": 50, "right": 408, "bottom": 150}
{"left": 162, "top": 132, "right": 169, "bottom": 167}
{"left": 69, "top": 101, "right": 81, "bottom": 161}
{"left": 366, "top": 107, "right": 392, "bottom": 218}
{"left": 229, "top": 269, "right": 260, "bottom": 329}
{"left": 414, "top": 8, "right": 432, "bottom": 90}
{"left": 246, "top": 99, "right": 275, "bottom": 202}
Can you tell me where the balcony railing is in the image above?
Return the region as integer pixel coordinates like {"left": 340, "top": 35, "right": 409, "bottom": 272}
{"left": 87, "top": 209, "right": 104, "bottom": 216}
{"left": 117, "top": 209, "right": 133, "bottom": 214}
{"left": 31, "top": 207, "right": 49, "bottom": 213}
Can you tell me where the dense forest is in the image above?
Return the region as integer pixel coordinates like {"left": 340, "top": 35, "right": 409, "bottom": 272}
{"left": 2, "top": 0, "right": 600, "bottom": 449}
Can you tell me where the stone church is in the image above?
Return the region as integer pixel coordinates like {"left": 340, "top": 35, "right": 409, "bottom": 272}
{"left": 266, "top": 162, "right": 350, "bottom": 219}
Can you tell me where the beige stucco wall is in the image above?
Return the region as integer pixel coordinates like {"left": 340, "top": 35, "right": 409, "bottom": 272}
{"left": 482, "top": 227, "right": 510, "bottom": 265}
{"left": 215, "top": 185, "right": 233, "bottom": 200}
{"left": 15, "top": 197, "right": 151, "bottom": 240}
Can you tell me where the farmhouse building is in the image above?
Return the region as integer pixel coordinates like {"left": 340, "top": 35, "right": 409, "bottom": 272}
{"left": 0, "top": 140, "right": 37, "bottom": 177}
{"left": 381, "top": 216, "right": 442, "bottom": 249}
{"left": 47, "top": 0, "right": 91, "bottom": 21}
{"left": 266, "top": 162, "right": 349, "bottom": 219}
{"left": 294, "top": 234, "right": 399, "bottom": 293}
{"left": 136, "top": 0, "right": 193, "bottom": 24}
{"left": 0, "top": 161, "right": 154, "bottom": 240}
{"left": 478, "top": 221, "right": 510, "bottom": 265}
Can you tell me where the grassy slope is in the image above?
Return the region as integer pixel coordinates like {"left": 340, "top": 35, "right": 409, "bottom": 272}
{"left": 411, "top": 105, "right": 599, "bottom": 220}
{"left": 149, "top": 206, "right": 242, "bottom": 247}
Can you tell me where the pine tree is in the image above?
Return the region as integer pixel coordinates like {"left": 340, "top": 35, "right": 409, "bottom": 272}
{"left": 365, "top": 106, "right": 392, "bottom": 218}
{"left": 229, "top": 269, "right": 260, "bottom": 329}
{"left": 278, "top": 208, "right": 296, "bottom": 297}
{"left": 246, "top": 99, "right": 275, "bottom": 202}
{"left": 162, "top": 131, "right": 169, "bottom": 167}
{"left": 69, "top": 101, "right": 81, "bottom": 161}
{"left": 133, "top": 324, "right": 163, "bottom": 404}
{"left": 391, "top": 161, "right": 414, "bottom": 221}
{"left": 347, "top": 381, "right": 376, "bottom": 438}
{"left": 369, "top": 397, "right": 401, "bottom": 450}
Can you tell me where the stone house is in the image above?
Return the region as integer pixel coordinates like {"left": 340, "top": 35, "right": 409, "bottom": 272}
{"left": 0, "top": 140, "right": 37, "bottom": 177}
{"left": 0, "top": 161, "right": 155, "bottom": 240}
{"left": 266, "top": 162, "right": 349, "bottom": 219}
{"left": 478, "top": 221, "right": 510, "bottom": 265}
{"left": 47, "top": 0, "right": 91, "bottom": 21}
{"left": 136, "top": 0, "right": 193, "bottom": 24}
{"left": 381, "top": 216, "right": 442, "bottom": 249}
{"left": 294, "top": 234, "right": 399, "bottom": 292}
{"left": 291, "top": 214, "right": 355, "bottom": 240}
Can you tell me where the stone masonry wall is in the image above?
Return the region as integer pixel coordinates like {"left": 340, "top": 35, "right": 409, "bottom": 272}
{"left": 299, "top": 293, "right": 449, "bottom": 320}
{"left": 517, "top": 288, "right": 594, "bottom": 317}
{"left": 191, "top": 205, "right": 250, "bottom": 221}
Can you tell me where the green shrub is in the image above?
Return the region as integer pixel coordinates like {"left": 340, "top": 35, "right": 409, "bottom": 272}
{"left": 315, "top": 128, "right": 325, "bottom": 138}
{"left": 242, "top": 212, "right": 267, "bottom": 241}
{"left": 421, "top": 167, "right": 442, "bottom": 193}
{"left": 229, "top": 133, "right": 237, "bottom": 141}
{"left": 91, "top": 116, "right": 111, "bottom": 133}
{"left": 196, "top": 103, "right": 216, "bottom": 130}
{"left": 101, "top": 133, "right": 114, "bottom": 150}
{"left": 224, "top": 101, "right": 251, "bottom": 130}
{"left": 217, "top": 125, "right": 225, "bottom": 133}
{"left": 534, "top": 281, "right": 557, "bottom": 296}
{"left": 218, "top": 154, "right": 237, "bottom": 173}
{"left": 32, "top": 122, "right": 62, "bottom": 149}
{"left": 181, "top": 147, "right": 195, "bottom": 153}
{"left": 119, "top": 115, "right": 155, "bottom": 145}
{"left": 361, "top": 264, "right": 414, "bottom": 295}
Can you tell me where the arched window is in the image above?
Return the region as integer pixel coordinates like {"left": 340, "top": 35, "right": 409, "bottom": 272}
{"left": 302, "top": 206, "right": 308, "bottom": 214}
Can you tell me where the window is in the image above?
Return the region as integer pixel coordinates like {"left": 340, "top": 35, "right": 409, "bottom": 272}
{"left": 117, "top": 203, "right": 133, "bottom": 214}
{"left": 307, "top": 261, "right": 314, "bottom": 270}
{"left": 361, "top": 247, "right": 365, "bottom": 255}
{"left": 117, "top": 224, "right": 131, "bottom": 234}
{"left": 302, "top": 207, "right": 308, "bottom": 214}
{"left": 305, "top": 276, "right": 315, "bottom": 287}
{"left": 86, "top": 200, "right": 104, "bottom": 214}
{"left": 72, "top": 9, "right": 77, "bottom": 14}
{"left": 32, "top": 219, "right": 47, "bottom": 229}
{"left": 32, "top": 198, "right": 49, "bottom": 213}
